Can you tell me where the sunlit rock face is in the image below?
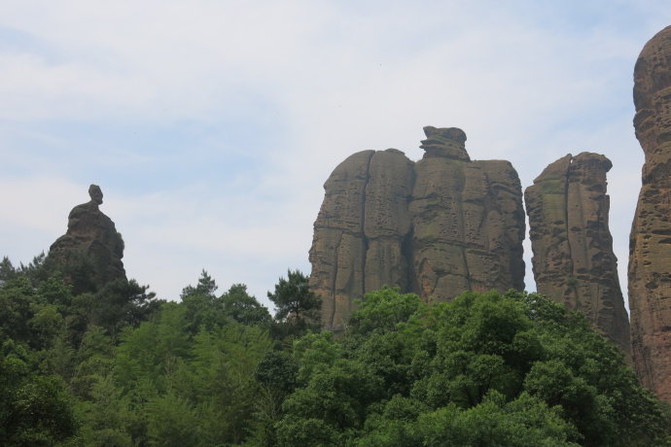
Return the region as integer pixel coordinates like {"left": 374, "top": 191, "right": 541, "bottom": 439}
{"left": 525, "top": 153, "right": 631, "bottom": 356}
{"left": 48, "top": 184, "right": 126, "bottom": 292}
{"left": 629, "top": 24, "right": 671, "bottom": 402}
{"left": 309, "top": 127, "right": 526, "bottom": 330}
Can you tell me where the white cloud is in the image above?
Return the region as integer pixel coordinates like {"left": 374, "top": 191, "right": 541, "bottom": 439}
{"left": 1, "top": 0, "right": 671, "bottom": 308}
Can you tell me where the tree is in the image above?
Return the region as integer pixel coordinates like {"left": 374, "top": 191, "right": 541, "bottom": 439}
{"left": 72, "top": 278, "right": 161, "bottom": 340}
{"left": 0, "top": 338, "right": 78, "bottom": 446}
{"left": 268, "top": 270, "right": 321, "bottom": 338}
{"left": 180, "top": 269, "right": 217, "bottom": 300}
{"left": 0, "top": 256, "right": 16, "bottom": 283}
{"left": 222, "top": 283, "right": 272, "bottom": 326}
{"left": 274, "top": 289, "right": 671, "bottom": 446}
{"left": 180, "top": 270, "right": 226, "bottom": 335}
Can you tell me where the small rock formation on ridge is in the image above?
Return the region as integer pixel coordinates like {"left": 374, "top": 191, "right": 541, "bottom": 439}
{"left": 309, "top": 127, "right": 526, "bottom": 330}
{"left": 47, "top": 184, "right": 126, "bottom": 292}
{"left": 525, "top": 153, "right": 631, "bottom": 355}
{"left": 629, "top": 24, "right": 671, "bottom": 401}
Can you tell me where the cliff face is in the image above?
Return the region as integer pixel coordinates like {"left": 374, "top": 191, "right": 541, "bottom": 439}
{"left": 48, "top": 185, "right": 126, "bottom": 292}
{"left": 525, "top": 153, "right": 630, "bottom": 355}
{"left": 629, "top": 25, "right": 671, "bottom": 401}
{"left": 409, "top": 127, "right": 526, "bottom": 299}
{"left": 309, "top": 149, "right": 415, "bottom": 329}
{"left": 309, "top": 127, "right": 526, "bottom": 329}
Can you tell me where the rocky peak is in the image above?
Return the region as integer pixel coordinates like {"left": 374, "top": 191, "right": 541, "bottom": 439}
{"left": 47, "top": 184, "right": 126, "bottom": 293}
{"left": 420, "top": 126, "right": 470, "bottom": 161}
{"left": 629, "top": 24, "right": 671, "bottom": 402}
{"left": 310, "top": 127, "right": 525, "bottom": 329}
{"left": 525, "top": 152, "right": 630, "bottom": 356}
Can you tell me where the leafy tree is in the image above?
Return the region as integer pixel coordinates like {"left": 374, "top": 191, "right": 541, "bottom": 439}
{"left": 0, "top": 338, "right": 78, "bottom": 446}
{"left": 146, "top": 391, "right": 202, "bottom": 447}
{"left": 72, "top": 278, "right": 161, "bottom": 340}
{"left": 222, "top": 283, "right": 272, "bottom": 326}
{"left": 274, "top": 289, "right": 671, "bottom": 446}
{"left": 181, "top": 269, "right": 218, "bottom": 300}
{"left": 180, "top": 270, "right": 227, "bottom": 335}
{"left": 268, "top": 270, "right": 321, "bottom": 338}
{"left": 0, "top": 256, "right": 16, "bottom": 283}
{"left": 0, "top": 276, "right": 37, "bottom": 346}
{"left": 252, "top": 350, "right": 300, "bottom": 446}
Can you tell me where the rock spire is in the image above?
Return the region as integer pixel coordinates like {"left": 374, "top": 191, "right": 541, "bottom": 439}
{"left": 47, "top": 184, "right": 126, "bottom": 292}
{"left": 525, "top": 153, "right": 630, "bottom": 355}
{"left": 629, "top": 24, "right": 671, "bottom": 401}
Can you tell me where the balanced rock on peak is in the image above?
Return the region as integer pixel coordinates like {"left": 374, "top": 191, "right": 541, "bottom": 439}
{"left": 309, "top": 127, "right": 525, "bottom": 329}
{"left": 420, "top": 126, "right": 470, "bottom": 161}
{"left": 47, "top": 184, "right": 126, "bottom": 293}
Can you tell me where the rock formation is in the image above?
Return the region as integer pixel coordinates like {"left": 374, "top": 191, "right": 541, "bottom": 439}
{"left": 410, "top": 127, "right": 526, "bottom": 300}
{"left": 525, "top": 153, "right": 630, "bottom": 355}
{"left": 309, "top": 127, "right": 526, "bottom": 329}
{"left": 48, "top": 184, "right": 126, "bottom": 292}
{"left": 629, "top": 24, "right": 671, "bottom": 401}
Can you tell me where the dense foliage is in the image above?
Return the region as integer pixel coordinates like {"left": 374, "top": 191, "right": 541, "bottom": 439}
{"left": 276, "top": 288, "right": 670, "bottom": 446}
{"left": 0, "top": 254, "right": 669, "bottom": 446}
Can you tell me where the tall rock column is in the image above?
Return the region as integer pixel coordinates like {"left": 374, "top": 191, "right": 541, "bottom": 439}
{"left": 629, "top": 25, "right": 671, "bottom": 401}
{"left": 409, "top": 127, "right": 525, "bottom": 300}
{"left": 309, "top": 149, "right": 414, "bottom": 329}
{"left": 525, "top": 153, "right": 631, "bottom": 355}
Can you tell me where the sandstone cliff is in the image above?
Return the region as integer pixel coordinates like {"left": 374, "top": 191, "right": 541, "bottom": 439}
{"left": 629, "top": 24, "right": 671, "bottom": 401}
{"left": 410, "top": 127, "right": 525, "bottom": 300}
{"left": 309, "top": 127, "right": 526, "bottom": 329}
{"left": 48, "top": 184, "right": 126, "bottom": 292}
{"left": 525, "top": 153, "right": 630, "bottom": 355}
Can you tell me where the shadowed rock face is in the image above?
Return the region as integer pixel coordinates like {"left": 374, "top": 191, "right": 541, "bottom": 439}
{"left": 525, "top": 153, "right": 630, "bottom": 356}
{"left": 630, "top": 25, "right": 671, "bottom": 402}
{"left": 309, "top": 127, "right": 526, "bottom": 329}
{"left": 48, "top": 185, "right": 126, "bottom": 292}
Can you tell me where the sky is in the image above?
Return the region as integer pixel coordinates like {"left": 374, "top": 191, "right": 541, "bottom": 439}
{"left": 1, "top": 0, "right": 670, "bottom": 311}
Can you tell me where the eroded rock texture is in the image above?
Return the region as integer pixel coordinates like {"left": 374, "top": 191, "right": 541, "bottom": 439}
{"left": 310, "top": 127, "right": 526, "bottom": 329}
{"left": 48, "top": 185, "right": 126, "bottom": 292}
{"left": 410, "top": 128, "right": 525, "bottom": 300}
{"left": 525, "top": 153, "right": 630, "bottom": 355}
{"left": 629, "top": 25, "right": 671, "bottom": 401}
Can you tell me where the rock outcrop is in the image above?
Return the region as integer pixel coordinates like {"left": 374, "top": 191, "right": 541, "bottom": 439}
{"left": 629, "top": 24, "right": 671, "bottom": 401}
{"left": 309, "top": 127, "right": 526, "bottom": 329}
{"left": 410, "top": 127, "right": 526, "bottom": 300}
{"left": 525, "top": 153, "right": 630, "bottom": 355}
{"left": 48, "top": 185, "right": 126, "bottom": 292}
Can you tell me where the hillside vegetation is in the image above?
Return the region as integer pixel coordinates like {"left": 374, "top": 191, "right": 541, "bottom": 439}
{"left": 0, "top": 255, "right": 668, "bottom": 446}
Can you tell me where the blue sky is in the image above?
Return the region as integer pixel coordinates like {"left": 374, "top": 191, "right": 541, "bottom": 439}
{"left": 1, "top": 0, "right": 670, "bottom": 310}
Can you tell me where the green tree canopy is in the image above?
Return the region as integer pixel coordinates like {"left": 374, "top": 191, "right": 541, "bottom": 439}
{"left": 268, "top": 270, "right": 321, "bottom": 338}
{"left": 275, "top": 288, "right": 671, "bottom": 447}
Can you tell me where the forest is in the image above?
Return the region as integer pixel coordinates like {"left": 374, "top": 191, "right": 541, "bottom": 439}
{"left": 1, "top": 254, "right": 670, "bottom": 447}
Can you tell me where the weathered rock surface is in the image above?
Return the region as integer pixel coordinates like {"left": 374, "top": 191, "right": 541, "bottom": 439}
{"left": 309, "top": 149, "right": 415, "bottom": 329}
{"left": 525, "top": 153, "right": 631, "bottom": 355}
{"left": 410, "top": 128, "right": 525, "bottom": 300}
{"left": 629, "top": 24, "right": 671, "bottom": 401}
{"left": 48, "top": 185, "right": 126, "bottom": 292}
{"left": 310, "top": 127, "right": 526, "bottom": 329}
